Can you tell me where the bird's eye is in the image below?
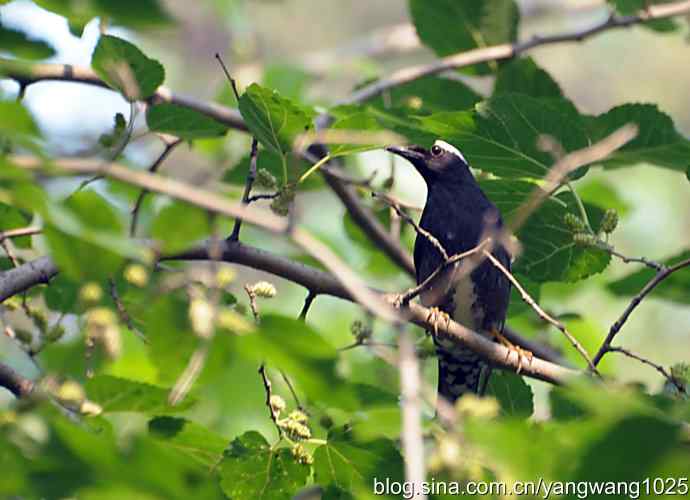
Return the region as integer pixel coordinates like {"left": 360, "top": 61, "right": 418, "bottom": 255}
{"left": 431, "top": 145, "right": 442, "bottom": 157}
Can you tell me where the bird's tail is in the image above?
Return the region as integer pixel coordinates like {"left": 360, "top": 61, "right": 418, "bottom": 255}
{"left": 435, "top": 339, "right": 490, "bottom": 403}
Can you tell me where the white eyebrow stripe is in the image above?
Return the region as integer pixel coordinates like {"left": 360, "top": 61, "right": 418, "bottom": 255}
{"left": 434, "top": 140, "right": 467, "bottom": 164}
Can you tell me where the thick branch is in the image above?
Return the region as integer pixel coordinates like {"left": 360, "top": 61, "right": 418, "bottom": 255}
{"left": 0, "top": 256, "right": 57, "bottom": 302}
{"left": 0, "top": 363, "right": 34, "bottom": 398}
{"left": 1, "top": 239, "right": 575, "bottom": 384}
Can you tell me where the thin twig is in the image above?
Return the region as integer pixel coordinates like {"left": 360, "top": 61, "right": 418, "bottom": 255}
{"left": 481, "top": 250, "right": 598, "bottom": 374}
{"left": 0, "top": 227, "right": 42, "bottom": 241}
{"left": 398, "top": 240, "right": 491, "bottom": 304}
{"left": 169, "top": 345, "right": 208, "bottom": 406}
{"left": 510, "top": 125, "right": 638, "bottom": 233}
{"left": 299, "top": 291, "right": 316, "bottom": 321}
{"left": 0, "top": 240, "right": 20, "bottom": 267}
{"left": 130, "top": 137, "right": 182, "bottom": 237}
{"left": 215, "top": 53, "right": 241, "bottom": 102}
{"left": 230, "top": 138, "right": 259, "bottom": 241}
{"left": 596, "top": 242, "right": 666, "bottom": 272}
{"left": 343, "top": 1, "right": 690, "bottom": 104}
{"left": 593, "top": 257, "right": 690, "bottom": 366}
{"left": 280, "top": 370, "right": 304, "bottom": 411}
{"left": 108, "top": 279, "right": 148, "bottom": 343}
{"left": 258, "top": 364, "right": 284, "bottom": 438}
{"left": 244, "top": 284, "right": 260, "bottom": 323}
{"left": 608, "top": 346, "right": 686, "bottom": 395}
{"left": 398, "top": 327, "right": 427, "bottom": 499}
{"left": 373, "top": 191, "right": 446, "bottom": 259}
{"left": 247, "top": 192, "right": 280, "bottom": 203}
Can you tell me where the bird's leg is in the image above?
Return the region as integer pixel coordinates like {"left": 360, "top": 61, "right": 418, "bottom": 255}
{"left": 426, "top": 307, "right": 451, "bottom": 336}
{"left": 491, "top": 328, "right": 533, "bottom": 374}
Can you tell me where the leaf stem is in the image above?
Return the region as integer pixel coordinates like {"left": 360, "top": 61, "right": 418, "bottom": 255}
{"left": 298, "top": 154, "right": 331, "bottom": 184}
{"left": 565, "top": 181, "right": 593, "bottom": 233}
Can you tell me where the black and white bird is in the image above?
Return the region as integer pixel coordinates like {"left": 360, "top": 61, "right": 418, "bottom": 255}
{"left": 387, "top": 140, "right": 514, "bottom": 403}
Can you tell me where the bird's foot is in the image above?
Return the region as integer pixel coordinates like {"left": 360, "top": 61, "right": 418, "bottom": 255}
{"left": 491, "top": 329, "right": 533, "bottom": 374}
{"left": 426, "top": 307, "right": 451, "bottom": 336}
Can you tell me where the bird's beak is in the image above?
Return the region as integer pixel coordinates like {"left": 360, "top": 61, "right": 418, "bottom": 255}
{"left": 386, "top": 145, "right": 426, "bottom": 162}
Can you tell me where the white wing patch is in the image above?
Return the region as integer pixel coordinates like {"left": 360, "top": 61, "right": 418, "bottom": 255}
{"left": 434, "top": 140, "right": 467, "bottom": 164}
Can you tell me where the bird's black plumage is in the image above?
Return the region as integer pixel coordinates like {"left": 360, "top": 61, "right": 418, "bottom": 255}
{"left": 388, "top": 141, "right": 512, "bottom": 402}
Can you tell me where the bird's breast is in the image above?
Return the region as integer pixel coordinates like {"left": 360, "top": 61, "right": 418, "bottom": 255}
{"left": 451, "top": 273, "right": 484, "bottom": 333}
{"left": 419, "top": 266, "right": 484, "bottom": 333}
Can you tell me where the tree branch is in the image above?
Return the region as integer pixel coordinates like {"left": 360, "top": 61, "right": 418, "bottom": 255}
{"left": 0, "top": 58, "right": 247, "bottom": 131}
{"left": 0, "top": 256, "right": 57, "bottom": 302}
{"left": 593, "top": 257, "right": 690, "bottom": 366}
{"left": 130, "top": 137, "right": 182, "bottom": 237}
{"left": 305, "top": 148, "right": 416, "bottom": 277}
{"left": 343, "top": 1, "right": 690, "bottom": 104}
{"left": 0, "top": 226, "right": 42, "bottom": 241}
{"left": 608, "top": 346, "right": 686, "bottom": 395}
{"left": 398, "top": 327, "right": 427, "bottom": 499}
{"left": 481, "top": 249, "right": 597, "bottom": 372}
{"left": 0, "top": 238, "right": 576, "bottom": 385}
{"left": 0, "top": 363, "right": 34, "bottom": 398}
{"left": 229, "top": 138, "right": 259, "bottom": 241}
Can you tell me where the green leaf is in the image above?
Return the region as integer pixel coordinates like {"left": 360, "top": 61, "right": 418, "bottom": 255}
{"left": 0, "top": 203, "right": 32, "bottom": 248}
{"left": 263, "top": 64, "right": 312, "bottom": 101}
{"left": 238, "top": 83, "right": 315, "bottom": 160}
{"left": 43, "top": 274, "right": 81, "bottom": 313}
{"left": 313, "top": 427, "right": 404, "bottom": 494}
{"left": 92, "top": 35, "right": 165, "bottom": 101}
{"left": 364, "top": 75, "right": 482, "bottom": 114}
{"left": 589, "top": 103, "right": 690, "bottom": 172}
{"left": 219, "top": 431, "right": 309, "bottom": 500}
{"left": 237, "top": 315, "right": 358, "bottom": 409}
{"left": 418, "top": 94, "right": 591, "bottom": 179}
{"left": 686, "top": 165, "right": 690, "bottom": 182}
{"left": 494, "top": 57, "right": 563, "bottom": 99}
{"left": 0, "top": 101, "right": 41, "bottom": 150}
{"left": 549, "top": 387, "right": 587, "bottom": 421}
{"left": 85, "top": 375, "right": 196, "bottom": 414}
{"left": 34, "top": 0, "right": 172, "bottom": 33}
{"left": 328, "top": 111, "right": 386, "bottom": 157}
{"left": 480, "top": 180, "right": 610, "bottom": 282}
{"left": 143, "top": 293, "right": 234, "bottom": 389}
{"left": 150, "top": 201, "right": 210, "bottom": 253}
{"left": 578, "top": 178, "right": 631, "bottom": 217}
{"left": 148, "top": 416, "right": 227, "bottom": 468}
{"left": 90, "top": 0, "right": 172, "bottom": 29}
{"left": 0, "top": 23, "right": 55, "bottom": 60}
{"left": 409, "top": 0, "right": 519, "bottom": 74}
{"left": 606, "top": 1, "right": 679, "bottom": 31}
{"left": 607, "top": 250, "right": 690, "bottom": 304}
{"left": 572, "top": 415, "right": 680, "bottom": 483}
{"left": 486, "top": 371, "right": 534, "bottom": 418}
{"left": 223, "top": 150, "right": 321, "bottom": 189}
{"left": 146, "top": 103, "right": 228, "bottom": 140}
{"left": 42, "top": 190, "right": 142, "bottom": 280}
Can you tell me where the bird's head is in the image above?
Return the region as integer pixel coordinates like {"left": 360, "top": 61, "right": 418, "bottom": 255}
{"left": 386, "top": 139, "right": 474, "bottom": 185}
